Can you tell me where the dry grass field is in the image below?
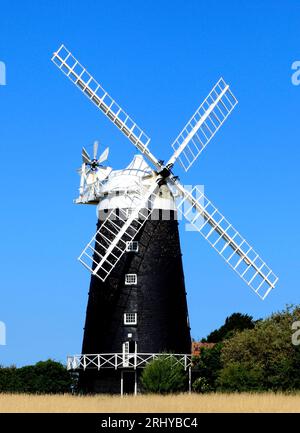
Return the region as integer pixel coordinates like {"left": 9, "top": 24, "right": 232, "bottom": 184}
{"left": 0, "top": 393, "right": 300, "bottom": 413}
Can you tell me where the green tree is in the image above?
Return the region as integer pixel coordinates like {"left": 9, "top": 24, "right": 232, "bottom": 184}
{"left": 217, "top": 362, "right": 264, "bottom": 392}
{"left": 0, "top": 360, "right": 73, "bottom": 394}
{"left": 192, "top": 343, "right": 222, "bottom": 391}
{"left": 140, "top": 355, "right": 186, "bottom": 394}
{"left": 0, "top": 365, "right": 21, "bottom": 392}
{"left": 217, "top": 306, "right": 300, "bottom": 391}
{"left": 205, "top": 313, "right": 256, "bottom": 343}
{"left": 23, "top": 360, "right": 73, "bottom": 393}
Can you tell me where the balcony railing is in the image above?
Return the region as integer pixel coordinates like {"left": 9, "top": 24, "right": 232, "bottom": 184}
{"left": 67, "top": 353, "right": 192, "bottom": 371}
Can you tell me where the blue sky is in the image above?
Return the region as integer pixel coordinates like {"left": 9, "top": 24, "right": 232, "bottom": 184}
{"left": 0, "top": 0, "right": 299, "bottom": 366}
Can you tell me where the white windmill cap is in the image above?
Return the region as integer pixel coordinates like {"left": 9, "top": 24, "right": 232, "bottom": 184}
{"left": 98, "top": 154, "right": 176, "bottom": 212}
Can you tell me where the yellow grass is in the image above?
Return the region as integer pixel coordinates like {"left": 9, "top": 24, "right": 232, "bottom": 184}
{"left": 0, "top": 393, "right": 300, "bottom": 413}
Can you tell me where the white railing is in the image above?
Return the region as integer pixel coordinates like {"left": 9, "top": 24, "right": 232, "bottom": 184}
{"left": 67, "top": 353, "right": 192, "bottom": 371}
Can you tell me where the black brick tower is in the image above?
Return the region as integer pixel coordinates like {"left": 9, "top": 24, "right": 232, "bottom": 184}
{"left": 79, "top": 210, "right": 191, "bottom": 394}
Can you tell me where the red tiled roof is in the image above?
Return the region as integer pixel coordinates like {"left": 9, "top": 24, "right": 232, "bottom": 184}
{"left": 192, "top": 341, "right": 215, "bottom": 356}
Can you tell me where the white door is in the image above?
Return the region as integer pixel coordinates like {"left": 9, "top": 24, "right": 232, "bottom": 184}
{"left": 122, "top": 341, "right": 136, "bottom": 367}
{"left": 122, "top": 342, "right": 130, "bottom": 367}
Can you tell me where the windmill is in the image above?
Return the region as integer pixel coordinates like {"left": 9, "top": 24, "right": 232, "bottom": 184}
{"left": 52, "top": 44, "right": 278, "bottom": 394}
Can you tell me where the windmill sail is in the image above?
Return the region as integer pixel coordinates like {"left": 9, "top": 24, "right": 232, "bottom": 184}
{"left": 52, "top": 44, "right": 161, "bottom": 170}
{"left": 78, "top": 182, "right": 159, "bottom": 281}
{"left": 171, "top": 179, "right": 278, "bottom": 299}
{"left": 168, "top": 78, "right": 238, "bottom": 171}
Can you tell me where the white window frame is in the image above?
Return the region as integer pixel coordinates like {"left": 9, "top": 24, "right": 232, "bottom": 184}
{"left": 124, "top": 313, "right": 137, "bottom": 325}
{"left": 125, "top": 273, "right": 137, "bottom": 285}
{"left": 126, "top": 241, "right": 139, "bottom": 252}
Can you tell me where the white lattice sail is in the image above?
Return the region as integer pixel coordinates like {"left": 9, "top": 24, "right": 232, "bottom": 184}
{"left": 78, "top": 184, "right": 159, "bottom": 281}
{"left": 52, "top": 45, "right": 160, "bottom": 169}
{"left": 170, "top": 78, "right": 238, "bottom": 172}
{"left": 173, "top": 182, "right": 278, "bottom": 299}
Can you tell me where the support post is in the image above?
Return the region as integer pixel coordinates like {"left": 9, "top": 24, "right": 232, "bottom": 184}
{"left": 134, "top": 371, "right": 137, "bottom": 396}
{"left": 188, "top": 366, "right": 192, "bottom": 394}
{"left": 121, "top": 371, "right": 124, "bottom": 397}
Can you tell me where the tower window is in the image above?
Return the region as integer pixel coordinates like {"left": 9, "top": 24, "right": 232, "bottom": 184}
{"left": 125, "top": 274, "right": 137, "bottom": 285}
{"left": 124, "top": 313, "right": 137, "bottom": 325}
{"left": 126, "top": 241, "right": 139, "bottom": 252}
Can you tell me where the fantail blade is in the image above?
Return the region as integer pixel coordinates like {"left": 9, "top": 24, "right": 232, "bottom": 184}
{"left": 97, "top": 147, "right": 109, "bottom": 165}
{"left": 82, "top": 147, "right": 91, "bottom": 164}
{"left": 93, "top": 140, "right": 99, "bottom": 160}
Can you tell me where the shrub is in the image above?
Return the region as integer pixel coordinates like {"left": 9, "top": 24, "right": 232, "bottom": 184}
{"left": 140, "top": 355, "right": 186, "bottom": 394}
{"left": 192, "top": 377, "right": 212, "bottom": 393}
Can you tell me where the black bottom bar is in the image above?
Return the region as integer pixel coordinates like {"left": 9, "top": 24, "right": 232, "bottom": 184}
{"left": 0, "top": 413, "right": 298, "bottom": 431}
